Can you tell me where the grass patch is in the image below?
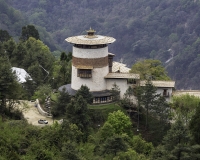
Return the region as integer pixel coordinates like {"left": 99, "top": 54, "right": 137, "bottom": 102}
{"left": 88, "top": 103, "right": 126, "bottom": 128}
{"left": 88, "top": 103, "right": 125, "bottom": 117}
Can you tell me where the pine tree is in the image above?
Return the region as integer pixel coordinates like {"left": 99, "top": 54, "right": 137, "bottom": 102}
{"left": 0, "top": 45, "right": 22, "bottom": 118}
{"left": 66, "top": 95, "right": 90, "bottom": 140}
{"left": 189, "top": 103, "right": 200, "bottom": 144}
{"left": 141, "top": 79, "right": 159, "bottom": 130}
{"left": 75, "top": 85, "right": 93, "bottom": 104}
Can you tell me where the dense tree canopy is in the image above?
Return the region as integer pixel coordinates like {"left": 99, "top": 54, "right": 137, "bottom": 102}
{"left": 20, "top": 25, "right": 40, "bottom": 41}
{"left": 6, "top": 0, "right": 200, "bottom": 89}
{"left": 172, "top": 94, "right": 200, "bottom": 125}
{"left": 0, "top": 29, "right": 11, "bottom": 42}
{"left": 130, "top": 59, "right": 171, "bottom": 80}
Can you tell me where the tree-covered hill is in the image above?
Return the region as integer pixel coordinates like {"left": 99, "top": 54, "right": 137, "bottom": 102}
{"left": 5, "top": 0, "right": 200, "bottom": 89}
{"left": 0, "top": 0, "right": 58, "bottom": 50}
{"left": 0, "top": 0, "right": 26, "bottom": 38}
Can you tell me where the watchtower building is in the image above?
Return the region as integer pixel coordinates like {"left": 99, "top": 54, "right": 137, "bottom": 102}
{"left": 66, "top": 28, "right": 115, "bottom": 92}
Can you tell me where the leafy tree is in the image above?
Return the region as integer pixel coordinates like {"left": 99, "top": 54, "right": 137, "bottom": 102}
{"left": 114, "top": 149, "right": 148, "bottom": 160}
{"left": 21, "top": 78, "right": 37, "bottom": 100}
{"left": 130, "top": 59, "right": 171, "bottom": 80}
{"left": 0, "top": 29, "right": 11, "bottom": 42}
{"left": 100, "top": 110, "right": 132, "bottom": 137}
{"left": 101, "top": 134, "right": 128, "bottom": 157}
{"left": 51, "top": 52, "right": 72, "bottom": 88}
{"left": 61, "top": 120, "right": 83, "bottom": 142}
{"left": 60, "top": 51, "right": 67, "bottom": 61}
{"left": 99, "top": 122, "right": 115, "bottom": 141}
{"left": 75, "top": 85, "right": 93, "bottom": 104}
{"left": 172, "top": 94, "right": 200, "bottom": 125}
{"left": 59, "top": 60, "right": 71, "bottom": 84}
{"left": 131, "top": 135, "right": 153, "bottom": 156}
{"left": 152, "top": 119, "right": 200, "bottom": 160}
{"left": 61, "top": 142, "right": 81, "bottom": 160}
{"left": 3, "top": 38, "right": 16, "bottom": 59}
{"left": 20, "top": 25, "right": 40, "bottom": 41}
{"left": 21, "top": 37, "right": 55, "bottom": 85}
{"left": 10, "top": 42, "right": 27, "bottom": 67}
{"left": 32, "top": 84, "right": 52, "bottom": 103}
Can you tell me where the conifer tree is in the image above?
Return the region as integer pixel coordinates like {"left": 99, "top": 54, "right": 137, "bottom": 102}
{"left": 189, "top": 103, "right": 200, "bottom": 144}
{"left": 152, "top": 119, "right": 200, "bottom": 160}
{"left": 141, "top": 79, "right": 159, "bottom": 130}
{"left": 75, "top": 85, "right": 93, "bottom": 104}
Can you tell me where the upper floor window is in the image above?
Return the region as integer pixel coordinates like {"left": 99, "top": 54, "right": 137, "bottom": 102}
{"left": 74, "top": 44, "right": 107, "bottom": 49}
{"left": 77, "top": 69, "right": 92, "bottom": 78}
{"left": 163, "top": 89, "right": 169, "bottom": 97}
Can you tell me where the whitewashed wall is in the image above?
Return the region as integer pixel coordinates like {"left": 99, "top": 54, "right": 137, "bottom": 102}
{"left": 155, "top": 87, "right": 173, "bottom": 102}
{"left": 71, "top": 65, "right": 108, "bottom": 91}
{"left": 106, "top": 79, "right": 129, "bottom": 98}
{"left": 73, "top": 46, "right": 108, "bottom": 58}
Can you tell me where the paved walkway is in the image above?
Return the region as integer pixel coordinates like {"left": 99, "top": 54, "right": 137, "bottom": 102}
{"left": 22, "top": 101, "right": 54, "bottom": 126}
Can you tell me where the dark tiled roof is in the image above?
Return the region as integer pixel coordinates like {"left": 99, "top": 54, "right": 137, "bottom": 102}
{"left": 91, "top": 90, "right": 112, "bottom": 97}
{"left": 58, "top": 84, "right": 112, "bottom": 97}
{"left": 58, "top": 84, "right": 76, "bottom": 96}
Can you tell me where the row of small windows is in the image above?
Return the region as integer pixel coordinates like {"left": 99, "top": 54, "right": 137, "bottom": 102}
{"left": 94, "top": 96, "right": 112, "bottom": 103}
{"left": 74, "top": 44, "right": 107, "bottom": 49}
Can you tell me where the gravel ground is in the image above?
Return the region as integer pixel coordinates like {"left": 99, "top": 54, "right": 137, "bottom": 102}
{"left": 22, "top": 101, "right": 54, "bottom": 126}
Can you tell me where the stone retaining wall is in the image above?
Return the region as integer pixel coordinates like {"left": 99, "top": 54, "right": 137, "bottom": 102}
{"left": 35, "top": 99, "right": 49, "bottom": 116}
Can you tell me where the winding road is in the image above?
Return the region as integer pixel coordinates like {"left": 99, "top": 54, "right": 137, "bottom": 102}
{"left": 22, "top": 101, "right": 54, "bottom": 126}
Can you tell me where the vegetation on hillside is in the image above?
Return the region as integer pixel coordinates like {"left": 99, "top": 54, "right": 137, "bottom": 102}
{"left": 5, "top": 0, "right": 200, "bottom": 89}
{"left": 1, "top": 1, "right": 200, "bottom": 158}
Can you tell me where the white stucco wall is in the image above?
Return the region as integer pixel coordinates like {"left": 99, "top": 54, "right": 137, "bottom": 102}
{"left": 73, "top": 46, "right": 108, "bottom": 58}
{"left": 106, "top": 79, "right": 138, "bottom": 103}
{"left": 156, "top": 87, "right": 173, "bottom": 102}
{"left": 106, "top": 79, "right": 129, "bottom": 98}
{"left": 71, "top": 65, "right": 108, "bottom": 91}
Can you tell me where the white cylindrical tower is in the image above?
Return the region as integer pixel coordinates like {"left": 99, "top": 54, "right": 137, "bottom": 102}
{"left": 66, "top": 28, "right": 115, "bottom": 91}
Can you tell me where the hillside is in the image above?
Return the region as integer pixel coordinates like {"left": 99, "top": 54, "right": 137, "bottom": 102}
{"left": 4, "top": 0, "right": 200, "bottom": 89}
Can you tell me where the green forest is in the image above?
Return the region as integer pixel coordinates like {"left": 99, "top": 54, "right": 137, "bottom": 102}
{"left": 1, "top": 25, "right": 200, "bottom": 158}
{"left": 1, "top": 0, "right": 200, "bottom": 159}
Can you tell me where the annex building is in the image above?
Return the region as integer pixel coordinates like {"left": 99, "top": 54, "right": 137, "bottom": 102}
{"left": 59, "top": 28, "right": 175, "bottom": 104}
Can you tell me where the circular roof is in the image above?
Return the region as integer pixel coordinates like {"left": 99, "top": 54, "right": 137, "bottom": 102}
{"left": 65, "top": 35, "right": 116, "bottom": 45}
{"left": 65, "top": 28, "right": 115, "bottom": 45}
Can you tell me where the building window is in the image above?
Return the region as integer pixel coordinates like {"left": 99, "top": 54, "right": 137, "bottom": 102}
{"left": 127, "top": 79, "right": 137, "bottom": 84}
{"left": 77, "top": 69, "right": 92, "bottom": 78}
{"left": 163, "top": 89, "right": 169, "bottom": 97}
{"left": 74, "top": 44, "right": 107, "bottom": 49}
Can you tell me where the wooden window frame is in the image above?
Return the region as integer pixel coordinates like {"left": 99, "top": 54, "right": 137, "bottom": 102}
{"left": 77, "top": 69, "right": 92, "bottom": 78}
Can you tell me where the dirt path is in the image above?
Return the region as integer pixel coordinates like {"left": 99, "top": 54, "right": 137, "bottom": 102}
{"left": 22, "top": 101, "right": 54, "bottom": 126}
